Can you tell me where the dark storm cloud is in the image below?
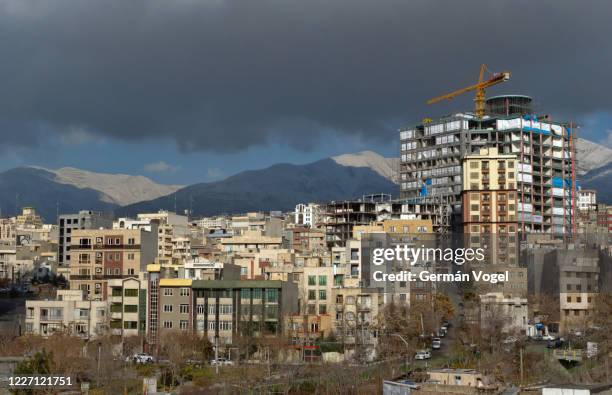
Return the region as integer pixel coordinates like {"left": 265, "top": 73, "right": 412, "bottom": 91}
{"left": 0, "top": 0, "right": 610, "bottom": 152}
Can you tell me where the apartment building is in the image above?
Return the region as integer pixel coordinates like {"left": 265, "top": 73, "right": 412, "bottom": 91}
{"left": 146, "top": 270, "right": 298, "bottom": 347}
{"left": 284, "top": 227, "right": 326, "bottom": 254}
{"left": 294, "top": 203, "right": 321, "bottom": 227}
{"left": 532, "top": 247, "right": 600, "bottom": 333}
{"left": 479, "top": 292, "right": 529, "bottom": 334}
{"left": 197, "top": 216, "right": 229, "bottom": 230}
{"left": 559, "top": 254, "right": 599, "bottom": 333}
{"left": 58, "top": 211, "right": 113, "bottom": 267}
{"left": 400, "top": 95, "right": 576, "bottom": 235}
{"left": 220, "top": 231, "right": 282, "bottom": 254}
{"left": 68, "top": 228, "right": 157, "bottom": 300}
{"left": 331, "top": 287, "right": 380, "bottom": 360}
{"left": 107, "top": 277, "right": 147, "bottom": 337}
{"left": 136, "top": 211, "right": 189, "bottom": 265}
{"left": 0, "top": 249, "right": 16, "bottom": 279}
{"left": 578, "top": 189, "right": 597, "bottom": 212}
{"left": 25, "top": 290, "right": 107, "bottom": 339}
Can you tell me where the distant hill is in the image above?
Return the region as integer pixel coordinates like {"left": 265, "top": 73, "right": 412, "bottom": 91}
{"left": 33, "top": 166, "right": 183, "bottom": 205}
{"left": 119, "top": 158, "right": 398, "bottom": 217}
{"left": 581, "top": 162, "right": 612, "bottom": 204}
{"left": 0, "top": 167, "right": 117, "bottom": 222}
{"left": 574, "top": 138, "right": 612, "bottom": 175}
{"left": 332, "top": 151, "right": 399, "bottom": 183}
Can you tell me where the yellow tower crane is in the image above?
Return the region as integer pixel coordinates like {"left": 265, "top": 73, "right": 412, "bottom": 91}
{"left": 427, "top": 64, "right": 511, "bottom": 118}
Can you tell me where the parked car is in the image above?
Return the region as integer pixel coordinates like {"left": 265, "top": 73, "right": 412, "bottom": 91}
{"left": 432, "top": 338, "right": 441, "bottom": 349}
{"left": 127, "top": 353, "right": 155, "bottom": 364}
{"left": 547, "top": 338, "right": 565, "bottom": 349}
{"left": 210, "top": 357, "right": 234, "bottom": 366}
{"left": 502, "top": 336, "right": 518, "bottom": 345}
{"left": 541, "top": 334, "right": 555, "bottom": 341}
{"left": 414, "top": 350, "right": 431, "bottom": 360}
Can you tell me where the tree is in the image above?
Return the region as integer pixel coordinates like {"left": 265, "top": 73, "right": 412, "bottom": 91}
{"left": 158, "top": 330, "right": 213, "bottom": 386}
{"left": 434, "top": 293, "right": 455, "bottom": 321}
{"left": 14, "top": 349, "right": 53, "bottom": 375}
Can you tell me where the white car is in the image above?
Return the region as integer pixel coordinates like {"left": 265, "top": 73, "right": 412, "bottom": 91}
{"left": 541, "top": 334, "right": 555, "bottom": 341}
{"left": 432, "top": 338, "right": 441, "bottom": 349}
{"left": 128, "top": 353, "right": 155, "bottom": 364}
{"left": 414, "top": 350, "right": 431, "bottom": 360}
{"left": 502, "top": 336, "right": 518, "bottom": 345}
{"left": 210, "top": 357, "right": 234, "bottom": 366}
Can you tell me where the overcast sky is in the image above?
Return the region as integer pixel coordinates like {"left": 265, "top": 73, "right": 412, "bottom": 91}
{"left": 1, "top": 0, "right": 611, "bottom": 184}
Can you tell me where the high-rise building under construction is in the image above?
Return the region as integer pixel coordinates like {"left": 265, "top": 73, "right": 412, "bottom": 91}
{"left": 399, "top": 95, "right": 576, "bottom": 235}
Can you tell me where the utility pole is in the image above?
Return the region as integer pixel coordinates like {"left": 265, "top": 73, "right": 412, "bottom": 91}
{"left": 519, "top": 347, "right": 524, "bottom": 385}
{"left": 214, "top": 336, "right": 219, "bottom": 375}
{"left": 97, "top": 342, "right": 102, "bottom": 385}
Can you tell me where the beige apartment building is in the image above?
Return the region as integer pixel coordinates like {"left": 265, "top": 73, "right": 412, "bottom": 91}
{"left": 107, "top": 277, "right": 147, "bottom": 337}
{"left": 331, "top": 287, "right": 380, "bottom": 359}
{"left": 221, "top": 231, "right": 282, "bottom": 254}
{"left": 69, "top": 228, "right": 157, "bottom": 300}
{"left": 25, "top": 290, "right": 107, "bottom": 339}
{"left": 462, "top": 147, "right": 519, "bottom": 235}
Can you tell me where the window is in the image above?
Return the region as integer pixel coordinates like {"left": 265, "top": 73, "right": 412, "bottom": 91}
{"left": 124, "top": 321, "right": 138, "bottom": 329}
{"left": 470, "top": 162, "right": 478, "bottom": 169}
{"left": 197, "top": 304, "right": 205, "bottom": 314}
{"left": 319, "top": 290, "right": 327, "bottom": 300}
{"left": 163, "top": 321, "right": 173, "bottom": 329}
{"left": 127, "top": 268, "right": 135, "bottom": 275}
{"left": 319, "top": 304, "right": 327, "bottom": 314}
{"left": 576, "top": 297, "right": 582, "bottom": 303}
{"left": 308, "top": 275, "right": 316, "bottom": 286}
{"left": 180, "top": 320, "right": 188, "bottom": 330}
{"left": 266, "top": 289, "right": 278, "bottom": 303}
{"left": 163, "top": 305, "right": 173, "bottom": 312}
{"left": 112, "top": 288, "right": 122, "bottom": 297}
{"left": 308, "top": 290, "right": 316, "bottom": 300}
{"left": 164, "top": 288, "right": 173, "bottom": 296}
{"left": 127, "top": 253, "right": 135, "bottom": 260}
{"left": 179, "top": 304, "right": 189, "bottom": 314}
{"left": 567, "top": 296, "right": 571, "bottom": 303}
{"left": 180, "top": 288, "right": 190, "bottom": 296}
{"left": 124, "top": 305, "right": 138, "bottom": 313}
{"left": 318, "top": 276, "right": 327, "bottom": 286}
{"left": 127, "top": 238, "right": 135, "bottom": 245}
